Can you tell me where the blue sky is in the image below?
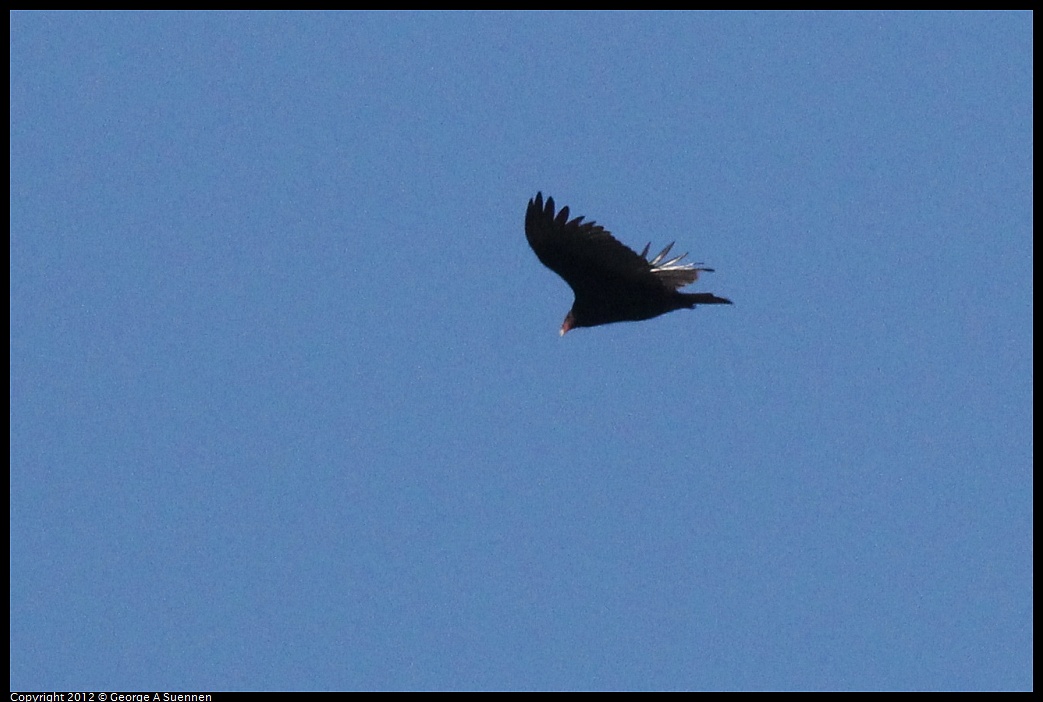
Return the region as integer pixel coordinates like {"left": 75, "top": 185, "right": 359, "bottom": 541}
{"left": 10, "top": 11, "right": 1032, "bottom": 691}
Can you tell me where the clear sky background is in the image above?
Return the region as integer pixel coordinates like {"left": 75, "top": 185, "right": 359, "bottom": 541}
{"left": 10, "top": 11, "right": 1032, "bottom": 691}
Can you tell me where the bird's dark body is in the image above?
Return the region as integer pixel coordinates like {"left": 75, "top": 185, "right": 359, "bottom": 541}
{"left": 568, "top": 279, "right": 719, "bottom": 329}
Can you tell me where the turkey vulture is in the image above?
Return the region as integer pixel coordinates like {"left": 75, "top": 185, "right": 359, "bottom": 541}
{"left": 525, "top": 192, "right": 732, "bottom": 335}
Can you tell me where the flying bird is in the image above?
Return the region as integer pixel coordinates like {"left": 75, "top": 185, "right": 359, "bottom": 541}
{"left": 525, "top": 192, "right": 732, "bottom": 335}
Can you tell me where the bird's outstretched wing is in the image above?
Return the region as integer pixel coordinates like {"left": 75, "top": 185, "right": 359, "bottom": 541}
{"left": 524, "top": 192, "right": 709, "bottom": 294}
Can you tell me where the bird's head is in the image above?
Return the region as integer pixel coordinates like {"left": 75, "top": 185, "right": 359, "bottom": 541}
{"left": 560, "top": 311, "right": 576, "bottom": 336}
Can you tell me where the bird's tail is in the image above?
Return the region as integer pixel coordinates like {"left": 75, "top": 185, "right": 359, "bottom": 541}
{"left": 681, "top": 292, "right": 733, "bottom": 306}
